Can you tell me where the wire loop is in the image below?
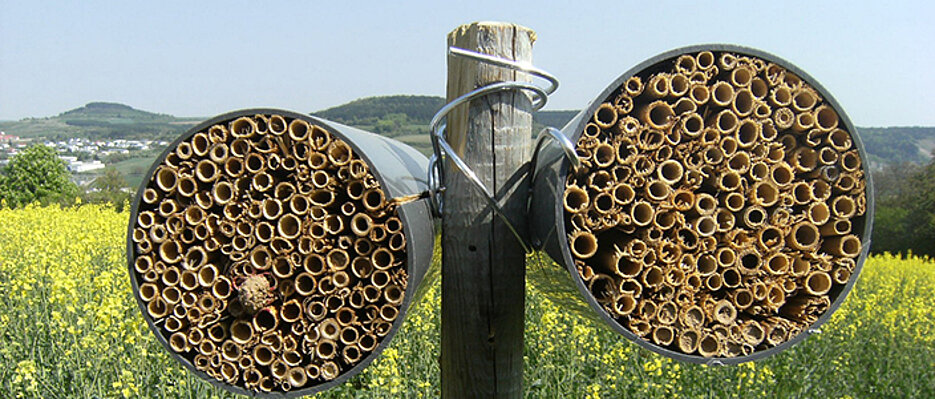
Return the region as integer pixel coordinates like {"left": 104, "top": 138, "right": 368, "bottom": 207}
{"left": 428, "top": 46, "right": 577, "bottom": 253}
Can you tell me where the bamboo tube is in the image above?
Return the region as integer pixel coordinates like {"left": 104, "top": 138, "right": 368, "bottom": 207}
{"left": 688, "top": 193, "right": 715, "bottom": 216}
{"left": 730, "top": 65, "right": 753, "bottom": 87}
{"left": 249, "top": 246, "right": 271, "bottom": 270}
{"left": 720, "top": 267, "right": 740, "bottom": 288}
{"left": 792, "top": 88, "right": 818, "bottom": 112}
{"left": 787, "top": 221, "right": 820, "bottom": 251}
{"left": 323, "top": 140, "right": 352, "bottom": 168}
{"left": 716, "top": 170, "right": 742, "bottom": 192}
{"left": 653, "top": 210, "right": 677, "bottom": 231}
{"left": 770, "top": 86, "right": 793, "bottom": 108}
{"left": 255, "top": 221, "right": 276, "bottom": 243}
{"left": 697, "top": 333, "right": 720, "bottom": 357}
{"left": 194, "top": 159, "right": 219, "bottom": 184}
{"left": 142, "top": 188, "right": 159, "bottom": 205}
{"left": 257, "top": 376, "right": 276, "bottom": 393}
{"left": 639, "top": 100, "right": 676, "bottom": 130}
{"left": 139, "top": 282, "right": 159, "bottom": 303}
{"left": 306, "top": 150, "right": 331, "bottom": 171}
{"left": 827, "top": 128, "right": 852, "bottom": 151}
{"left": 274, "top": 214, "right": 301, "bottom": 240}
{"left": 805, "top": 271, "right": 832, "bottom": 296}
{"left": 157, "top": 239, "right": 182, "bottom": 264}
{"left": 228, "top": 320, "right": 254, "bottom": 345}
{"left": 749, "top": 76, "right": 769, "bottom": 99}
{"left": 713, "top": 300, "right": 737, "bottom": 325}
{"left": 811, "top": 179, "right": 833, "bottom": 202}
{"left": 732, "top": 88, "right": 755, "bottom": 117}
{"left": 155, "top": 167, "right": 179, "bottom": 193}
{"left": 169, "top": 331, "right": 190, "bottom": 352}
{"left": 609, "top": 293, "right": 636, "bottom": 316}
{"left": 198, "top": 339, "right": 216, "bottom": 358}
{"left": 147, "top": 297, "right": 169, "bottom": 319}
{"left": 157, "top": 199, "right": 178, "bottom": 219}
{"left": 741, "top": 206, "right": 767, "bottom": 229}
{"left": 220, "top": 340, "right": 242, "bottom": 363}
{"left": 671, "top": 189, "right": 694, "bottom": 212}
{"left": 765, "top": 283, "right": 786, "bottom": 309}
{"left": 630, "top": 201, "right": 655, "bottom": 227}
{"left": 832, "top": 263, "right": 852, "bottom": 284}
{"left": 670, "top": 74, "right": 690, "bottom": 97}
{"left": 733, "top": 118, "right": 760, "bottom": 149}
{"left": 640, "top": 266, "right": 663, "bottom": 290}
{"left": 835, "top": 173, "right": 856, "bottom": 192}
{"left": 591, "top": 141, "right": 615, "bottom": 168}
{"left": 318, "top": 361, "right": 339, "bottom": 381}
{"left": 729, "top": 288, "right": 753, "bottom": 311}
{"left": 823, "top": 234, "right": 862, "bottom": 257}
{"left": 805, "top": 202, "right": 831, "bottom": 226}
{"left": 655, "top": 159, "right": 683, "bottom": 185}
{"left": 567, "top": 230, "right": 598, "bottom": 259}
{"left": 830, "top": 196, "right": 856, "bottom": 219}
{"left": 737, "top": 250, "right": 760, "bottom": 275}
{"left": 253, "top": 307, "right": 278, "bottom": 332}
{"left": 652, "top": 326, "right": 675, "bottom": 346}
{"left": 770, "top": 162, "right": 794, "bottom": 188}
{"left": 676, "top": 329, "right": 700, "bottom": 354}
{"left": 175, "top": 142, "right": 193, "bottom": 161}
{"left": 693, "top": 215, "right": 717, "bottom": 237}
{"left": 644, "top": 74, "right": 670, "bottom": 98}
{"left": 162, "top": 285, "right": 181, "bottom": 305}
{"left": 293, "top": 272, "right": 317, "bottom": 296}
{"left": 196, "top": 264, "right": 217, "bottom": 289}
{"left": 792, "top": 112, "right": 815, "bottom": 133}
{"left": 276, "top": 298, "right": 301, "bottom": 324}
{"left": 593, "top": 103, "right": 618, "bottom": 129}
{"left": 710, "top": 81, "right": 734, "bottom": 107}
{"left": 645, "top": 180, "right": 670, "bottom": 203}
{"left": 820, "top": 218, "right": 851, "bottom": 236}
{"left": 749, "top": 181, "right": 780, "bottom": 207}
{"left": 758, "top": 226, "right": 784, "bottom": 251}
{"left": 673, "top": 54, "right": 696, "bottom": 73}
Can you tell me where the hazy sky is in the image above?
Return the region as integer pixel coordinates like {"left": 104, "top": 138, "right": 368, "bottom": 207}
{"left": 1, "top": 1, "right": 933, "bottom": 126}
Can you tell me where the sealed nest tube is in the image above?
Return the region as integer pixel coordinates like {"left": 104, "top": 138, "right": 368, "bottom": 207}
{"left": 529, "top": 45, "right": 872, "bottom": 364}
{"left": 127, "top": 109, "right": 435, "bottom": 396}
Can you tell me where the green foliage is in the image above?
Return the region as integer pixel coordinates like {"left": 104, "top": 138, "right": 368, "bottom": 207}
{"left": 0, "top": 144, "right": 77, "bottom": 208}
{"left": 871, "top": 157, "right": 935, "bottom": 256}
{"left": 82, "top": 168, "right": 132, "bottom": 212}
{"left": 314, "top": 95, "right": 445, "bottom": 126}
{"left": 858, "top": 126, "right": 935, "bottom": 165}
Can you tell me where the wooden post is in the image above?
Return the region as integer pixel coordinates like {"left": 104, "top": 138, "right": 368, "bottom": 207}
{"left": 441, "top": 22, "right": 535, "bottom": 398}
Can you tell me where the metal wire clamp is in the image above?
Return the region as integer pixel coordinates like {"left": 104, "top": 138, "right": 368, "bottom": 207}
{"left": 427, "top": 46, "right": 566, "bottom": 253}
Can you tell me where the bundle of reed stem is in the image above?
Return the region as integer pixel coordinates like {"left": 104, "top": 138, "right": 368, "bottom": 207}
{"left": 130, "top": 113, "right": 408, "bottom": 393}
{"left": 563, "top": 51, "right": 867, "bottom": 358}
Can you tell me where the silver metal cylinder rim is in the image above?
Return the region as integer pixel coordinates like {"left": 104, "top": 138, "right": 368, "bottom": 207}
{"left": 126, "top": 108, "right": 435, "bottom": 397}
{"left": 530, "top": 43, "right": 874, "bottom": 365}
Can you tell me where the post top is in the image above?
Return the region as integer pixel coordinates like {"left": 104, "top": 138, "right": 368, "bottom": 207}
{"left": 448, "top": 21, "right": 537, "bottom": 44}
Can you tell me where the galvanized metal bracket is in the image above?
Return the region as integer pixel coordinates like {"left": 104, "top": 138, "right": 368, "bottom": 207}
{"left": 427, "top": 46, "right": 580, "bottom": 253}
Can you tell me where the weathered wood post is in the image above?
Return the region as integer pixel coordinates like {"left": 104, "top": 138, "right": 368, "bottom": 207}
{"left": 441, "top": 22, "right": 535, "bottom": 397}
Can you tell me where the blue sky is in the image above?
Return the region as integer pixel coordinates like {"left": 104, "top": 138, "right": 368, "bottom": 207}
{"left": 1, "top": 1, "right": 933, "bottom": 126}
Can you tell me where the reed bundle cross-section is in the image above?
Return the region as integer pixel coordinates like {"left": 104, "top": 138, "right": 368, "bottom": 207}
{"left": 128, "top": 111, "right": 430, "bottom": 395}
{"left": 534, "top": 47, "right": 870, "bottom": 361}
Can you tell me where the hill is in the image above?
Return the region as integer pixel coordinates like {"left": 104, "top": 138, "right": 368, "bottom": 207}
{"left": 0, "top": 102, "right": 199, "bottom": 142}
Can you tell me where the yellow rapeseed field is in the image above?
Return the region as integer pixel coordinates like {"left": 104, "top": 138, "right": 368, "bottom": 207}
{"left": 0, "top": 204, "right": 932, "bottom": 398}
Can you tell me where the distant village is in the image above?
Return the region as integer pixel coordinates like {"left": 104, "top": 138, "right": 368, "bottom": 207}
{"left": 0, "top": 131, "right": 168, "bottom": 185}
